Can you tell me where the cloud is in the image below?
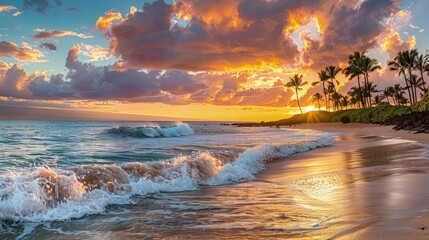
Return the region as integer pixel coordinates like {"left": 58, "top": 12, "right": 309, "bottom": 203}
{"left": 32, "top": 29, "right": 93, "bottom": 39}
{"left": 39, "top": 42, "right": 57, "bottom": 51}
{"left": 0, "top": 64, "right": 32, "bottom": 98}
{"left": 23, "top": 0, "right": 61, "bottom": 13}
{"left": 0, "top": 4, "right": 21, "bottom": 16}
{"left": 0, "top": 41, "right": 45, "bottom": 62}
{"left": 381, "top": 31, "right": 416, "bottom": 59}
{"left": 77, "top": 43, "right": 114, "bottom": 61}
{"left": 0, "top": 60, "right": 10, "bottom": 72}
{"left": 96, "top": 11, "right": 123, "bottom": 32}
{"left": 97, "top": 0, "right": 403, "bottom": 72}
{"left": 300, "top": 0, "right": 400, "bottom": 69}
{"left": 0, "top": 4, "right": 15, "bottom": 12}
{"left": 66, "top": 7, "right": 79, "bottom": 12}
{"left": 0, "top": 45, "right": 298, "bottom": 107}
{"left": 102, "top": 0, "right": 301, "bottom": 71}
{"left": 0, "top": 45, "right": 207, "bottom": 102}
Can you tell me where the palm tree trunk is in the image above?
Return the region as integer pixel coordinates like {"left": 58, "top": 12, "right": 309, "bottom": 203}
{"left": 403, "top": 74, "right": 412, "bottom": 105}
{"left": 357, "top": 75, "right": 365, "bottom": 108}
{"left": 296, "top": 89, "right": 303, "bottom": 114}
{"left": 322, "top": 82, "right": 328, "bottom": 111}
{"left": 317, "top": 99, "right": 321, "bottom": 111}
{"left": 420, "top": 69, "right": 427, "bottom": 92}
{"left": 408, "top": 67, "right": 416, "bottom": 104}
{"left": 364, "top": 73, "right": 372, "bottom": 107}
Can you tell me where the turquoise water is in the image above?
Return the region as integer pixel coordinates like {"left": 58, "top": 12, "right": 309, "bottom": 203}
{"left": 0, "top": 120, "right": 335, "bottom": 238}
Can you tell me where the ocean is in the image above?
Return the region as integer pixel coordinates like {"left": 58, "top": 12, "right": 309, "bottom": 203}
{"left": 0, "top": 121, "right": 335, "bottom": 238}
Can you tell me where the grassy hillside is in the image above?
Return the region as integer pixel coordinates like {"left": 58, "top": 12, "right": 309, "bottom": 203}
{"left": 257, "top": 105, "right": 412, "bottom": 126}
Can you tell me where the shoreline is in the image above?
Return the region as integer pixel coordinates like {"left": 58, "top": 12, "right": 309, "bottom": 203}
{"left": 257, "top": 123, "right": 429, "bottom": 239}
{"left": 288, "top": 122, "right": 429, "bottom": 144}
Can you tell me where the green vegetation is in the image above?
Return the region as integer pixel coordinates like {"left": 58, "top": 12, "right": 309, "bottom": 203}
{"left": 412, "top": 92, "right": 429, "bottom": 112}
{"left": 330, "top": 105, "right": 411, "bottom": 123}
{"left": 262, "top": 105, "right": 412, "bottom": 126}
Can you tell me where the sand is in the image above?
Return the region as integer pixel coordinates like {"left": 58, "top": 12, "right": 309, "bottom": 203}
{"left": 289, "top": 122, "right": 429, "bottom": 144}
{"left": 256, "top": 123, "right": 429, "bottom": 239}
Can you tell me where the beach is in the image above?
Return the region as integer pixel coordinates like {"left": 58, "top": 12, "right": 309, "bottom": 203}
{"left": 289, "top": 122, "right": 429, "bottom": 144}
{"left": 262, "top": 123, "right": 429, "bottom": 239}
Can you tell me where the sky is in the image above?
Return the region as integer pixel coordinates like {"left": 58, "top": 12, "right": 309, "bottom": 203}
{"left": 0, "top": 0, "right": 428, "bottom": 121}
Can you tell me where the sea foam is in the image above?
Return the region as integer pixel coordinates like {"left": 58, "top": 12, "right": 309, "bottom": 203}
{"left": 0, "top": 126, "right": 335, "bottom": 222}
{"left": 107, "top": 122, "right": 194, "bottom": 138}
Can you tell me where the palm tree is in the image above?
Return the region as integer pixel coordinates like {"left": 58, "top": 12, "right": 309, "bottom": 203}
{"left": 365, "top": 82, "right": 379, "bottom": 106}
{"left": 350, "top": 96, "right": 358, "bottom": 109}
{"left": 359, "top": 56, "right": 381, "bottom": 106}
{"left": 415, "top": 53, "right": 427, "bottom": 92}
{"left": 425, "top": 53, "right": 429, "bottom": 84}
{"left": 389, "top": 51, "right": 413, "bottom": 104}
{"left": 392, "top": 84, "right": 405, "bottom": 105}
{"left": 331, "top": 92, "right": 342, "bottom": 111}
{"left": 325, "top": 65, "right": 342, "bottom": 92}
{"left": 382, "top": 87, "right": 395, "bottom": 105}
{"left": 313, "top": 93, "right": 324, "bottom": 110}
{"left": 409, "top": 74, "right": 424, "bottom": 97}
{"left": 399, "top": 96, "right": 409, "bottom": 105}
{"left": 404, "top": 49, "right": 419, "bottom": 103}
{"left": 341, "top": 95, "right": 349, "bottom": 109}
{"left": 285, "top": 74, "right": 308, "bottom": 114}
{"left": 348, "top": 86, "right": 364, "bottom": 108}
{"left": 344, "top": 52, "right": 366, "bottom": 108}
{"left": 313, "top": 69, "right": 330, "bottom": 111}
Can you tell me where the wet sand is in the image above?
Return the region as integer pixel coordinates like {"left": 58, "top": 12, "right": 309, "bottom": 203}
{"left": 262, "top": 123, "right": 429, "bottom": 239}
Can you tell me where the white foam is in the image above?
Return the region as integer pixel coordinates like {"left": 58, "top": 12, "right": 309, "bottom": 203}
{"left": 107, "top": 122, "right": 194, "bottom": 138}
{"left": 0, "top": 134, "right": 335, "bottom": 222}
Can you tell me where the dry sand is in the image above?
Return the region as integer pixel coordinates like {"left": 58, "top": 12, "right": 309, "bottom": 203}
{"left": 257, "top": 123, "right": 429, "bottom": 239}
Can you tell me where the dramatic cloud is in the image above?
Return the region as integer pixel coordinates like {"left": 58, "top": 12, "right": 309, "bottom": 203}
{"left": 0, "top": 41, "right": 45, "bottom": 62}
{"left": 32, "top": 29, "right": 93, "bottom": 39}
{"left": 1, "top": 0, "right": 422, "bottom": 112}
{"left": 97, "top": 0, "right": 402, "bottom": 72}
{"left": 39, "top": 42, "right": 57, "bottom": 51}
{"left": 0, "top": 45, "right": 297, "bottom": 107}
{"left": 102, "top": 0, "right": 301, "bottom": 71}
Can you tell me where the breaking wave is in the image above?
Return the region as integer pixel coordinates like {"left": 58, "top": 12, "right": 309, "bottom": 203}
{"left": 0, "top": 135, "right": 334, "bottom": 222}
{"left": 107, "top": 122, "right": 194, "bottom": 138}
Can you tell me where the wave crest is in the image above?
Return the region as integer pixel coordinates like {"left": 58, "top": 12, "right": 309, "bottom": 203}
{"left": 0, "top": 135, "right": 334, "bottom": 222}
{"left": 107, "top": 122, "right": 194, "bottom": 138}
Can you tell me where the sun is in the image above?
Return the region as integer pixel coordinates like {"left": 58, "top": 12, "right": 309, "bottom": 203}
{"left": 304, "top": 106, "right": 316, "bottom": 112}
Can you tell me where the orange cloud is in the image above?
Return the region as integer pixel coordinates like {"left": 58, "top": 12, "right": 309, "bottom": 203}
{"left": 0, "top": 41, "right": 45, "bottom": 62}
{"left": 96, "top": 11, "right": 123, "bottom": 32}
{"left": 32, "top": 29, "right": 93, "bottom": 39}
{"left": 381, "top": 31, "right": 416, "bottom": 58}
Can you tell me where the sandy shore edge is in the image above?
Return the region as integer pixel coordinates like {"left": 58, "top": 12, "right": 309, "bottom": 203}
{"left": 260, "top": 122, "right": 429, "bottom": 239}
{"left": 288, "top": 122, "right": 429, "bottom": 144}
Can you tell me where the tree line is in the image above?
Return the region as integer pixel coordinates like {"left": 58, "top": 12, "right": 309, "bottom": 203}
{"left": 285, "top": 49, "right": 429, "bottom": 113}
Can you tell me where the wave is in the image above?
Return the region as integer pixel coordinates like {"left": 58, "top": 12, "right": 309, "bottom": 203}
{"left": 0, "top": 135, "right": 334, "bottom": 222}
{"left": 107, "top": 122, "right": 194, "bottom": 138}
